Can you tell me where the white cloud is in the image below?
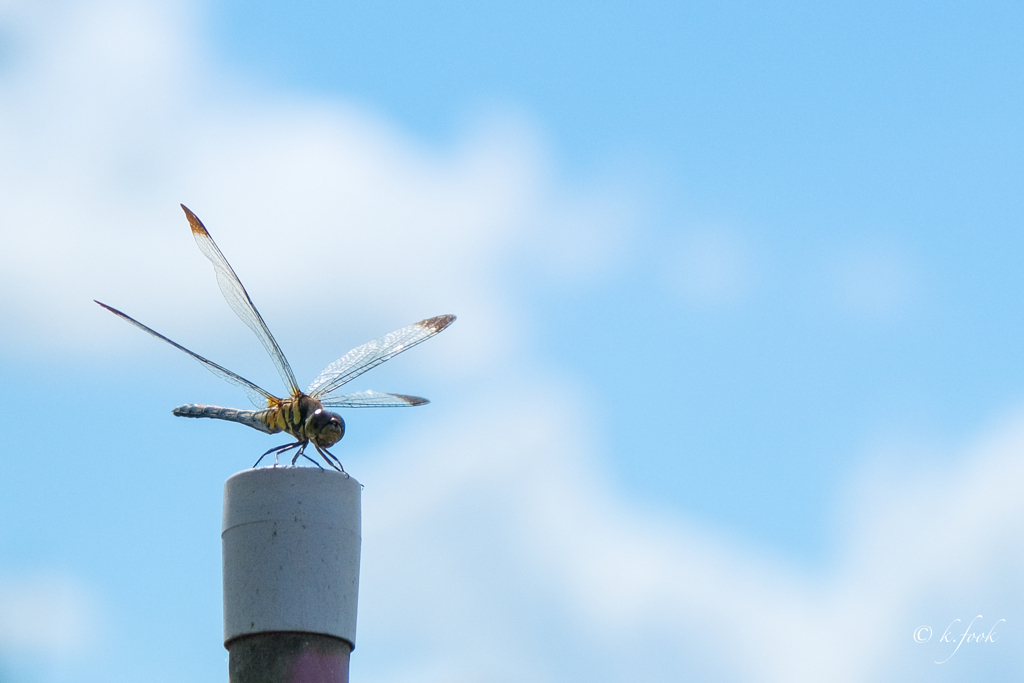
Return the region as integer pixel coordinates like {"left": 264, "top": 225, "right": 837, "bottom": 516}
{"left": 829, "top": 239, "right": 924, "bottom": 320}
{"left": 0, "top": 572, "right": 102, "bottom": 657}
{"left": 665, "top": 226, "right": 755, "bottom": 309}
{"left": 0, "top": 0, "right": 636, "bottom": 369}
{"left": 357, "top": 394, "right": 1024, "bottom": 682}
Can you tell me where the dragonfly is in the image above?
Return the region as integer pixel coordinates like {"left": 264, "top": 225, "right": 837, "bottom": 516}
{"left": 96, "top": 204, "right": 455, "bottom": 472}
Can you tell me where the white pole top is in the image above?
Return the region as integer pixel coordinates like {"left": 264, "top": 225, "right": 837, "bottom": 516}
{"left": 222, "top": 467, "right": 361, "bottom": 649}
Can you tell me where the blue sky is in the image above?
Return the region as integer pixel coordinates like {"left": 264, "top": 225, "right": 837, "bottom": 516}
{"left": 212, "top": 0, "right": 1024, "bottom": 557}
{"left": 1, "top": 0, "right": 1024, "bottom": 681}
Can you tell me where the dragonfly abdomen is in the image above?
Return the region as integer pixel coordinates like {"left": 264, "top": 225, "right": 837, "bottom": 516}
{"left": 173, "top": 404, "right": 280, "bottom": 435}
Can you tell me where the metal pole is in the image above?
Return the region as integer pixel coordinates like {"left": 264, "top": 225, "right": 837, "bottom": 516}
{"left": 222, "top": 467, "right": 361, "bottom": 683}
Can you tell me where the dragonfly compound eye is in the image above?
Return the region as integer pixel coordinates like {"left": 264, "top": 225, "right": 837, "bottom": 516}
{"left": 308, "top": 408, "right": 345, "bottom": 448}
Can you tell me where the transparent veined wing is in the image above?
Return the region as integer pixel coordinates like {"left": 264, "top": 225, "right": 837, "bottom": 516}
{"left": 181, "top": 205, "right": 301, "bottom": 396}
{"left": 307, "top": 314, "right": 456, "bottom": 399}
{"left": 320, "top": 390, "right": 429, "bottom": 408}
{"left": 95, "top": 301, "right": 277, "bottom": 408}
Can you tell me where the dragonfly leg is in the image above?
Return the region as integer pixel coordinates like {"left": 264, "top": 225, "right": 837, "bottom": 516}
{"left": 289, "top": 442, "right": 324, "bottom": 470}
{"left": 254, "top": 441, "right": 301, "bottom": 468}
{"left": 314, "top": 443, "right": 346, "bottom": 475}
{"left": 299, "top": 451, "right": 323, "bottom": 469}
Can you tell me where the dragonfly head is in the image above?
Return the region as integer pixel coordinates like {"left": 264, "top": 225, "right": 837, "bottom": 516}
{"left": 308, "top": 408, "right": 345, "bottom": 448}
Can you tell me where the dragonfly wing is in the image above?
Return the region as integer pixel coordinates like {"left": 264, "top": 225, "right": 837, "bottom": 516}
{"left": 96, "top": 301, "right": 276, "bottom": 408}
{"left": 307, "top": 315, "right": 456, "bottom": 398}
{"left": 181, "top": 205, "right": 301, "bottom": 396}
{"left": 320, "top": 390, "right": 429, "bottom": 408}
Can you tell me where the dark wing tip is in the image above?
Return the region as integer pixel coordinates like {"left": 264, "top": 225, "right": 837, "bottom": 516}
{"left": 418, "top": 314, "right": 456, "bottom": 333}
{"left": 180, "top": 204, "right": 207, "bottom": 235}
{"left": 392, "top": 393, "right": 430, "bottom": 406}
{"left": 95, "top": 300, "right": 124, "bottom": 316}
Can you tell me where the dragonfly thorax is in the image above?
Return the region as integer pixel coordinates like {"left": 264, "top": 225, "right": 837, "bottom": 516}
{"left": 306, "top": 406, "right": 345, "bottom": 448}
